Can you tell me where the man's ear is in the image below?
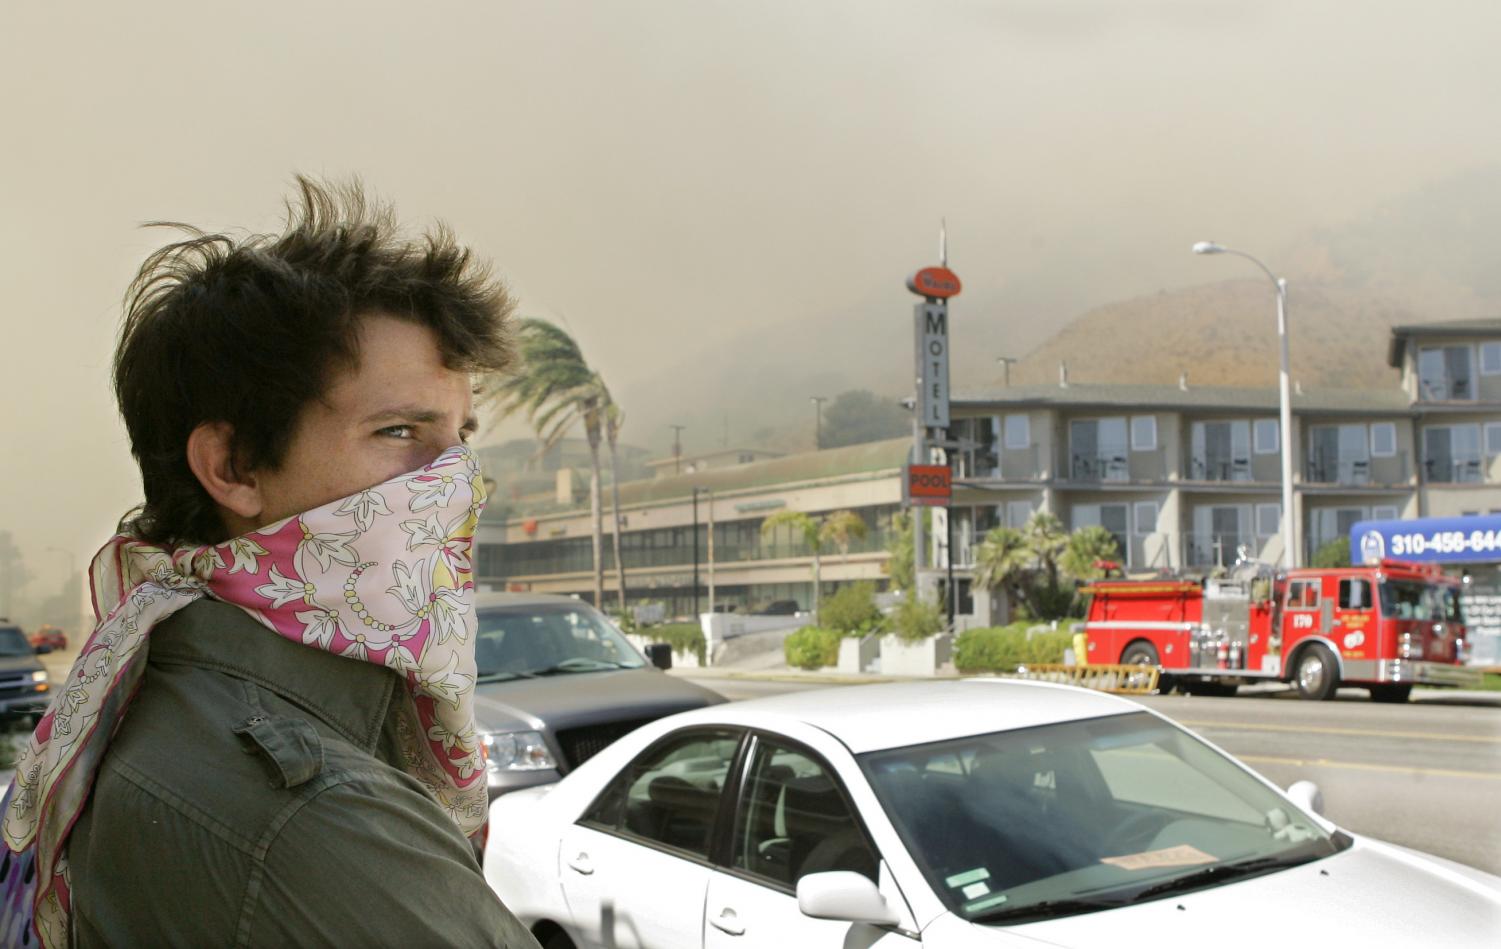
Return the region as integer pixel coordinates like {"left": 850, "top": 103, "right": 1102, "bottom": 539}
{"left": 185, "top": 422, "right": 263, "bottom": 521}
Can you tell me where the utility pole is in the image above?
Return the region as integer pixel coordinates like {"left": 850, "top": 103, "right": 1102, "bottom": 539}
{"left": 669, "top": 424, "right": 686, "bottom": 476}
{"left": 706, "top": 491, "right": 715, "bottom": 616}
{"left": 691, "top": 487, "right": 701, "bottom": 618}
{"left": 810, "top": 396, "right": 828, "bottom": 450}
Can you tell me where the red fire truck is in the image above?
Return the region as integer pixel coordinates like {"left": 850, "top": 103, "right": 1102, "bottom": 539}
{"left": 1082, "top": 559, "right": 1481, "bottom": 702}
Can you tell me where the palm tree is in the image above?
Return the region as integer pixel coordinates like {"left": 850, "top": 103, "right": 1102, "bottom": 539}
{"left": 971, "top": 525, "right": 1031, "bottom": 616}
{"left": 603, "top": 397, "right": 628, "bottom": 613}
{"left": 491, "top": 319, "right": 608, "bottom": 607}
{"left": 1022, "top": 511, "right": 1068, "bottom": 593}
{"left": 759, "top": 509, "right": 867, "bottom": 623}
{"left": 1060, "top": 526, "right": 1122, "bottom": 582}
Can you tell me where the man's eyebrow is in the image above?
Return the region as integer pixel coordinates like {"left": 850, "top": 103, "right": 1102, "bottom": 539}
{"left": 361, "top": 406, "right": 479, "bottom": 431}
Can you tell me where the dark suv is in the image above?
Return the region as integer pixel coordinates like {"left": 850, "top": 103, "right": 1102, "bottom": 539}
{"left": 470, "top": 593, "right": 723, "bottom": 799}
{"left": 0, "top": 622, "right": 51, "bottom": 723}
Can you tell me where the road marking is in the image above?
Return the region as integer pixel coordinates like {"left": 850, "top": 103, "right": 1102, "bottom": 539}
{"left": 1177, "top": 720, "right": 1500, "bottom": 745}
{"left": 1237, "top": 754, "right": 1501, "bottom": 781}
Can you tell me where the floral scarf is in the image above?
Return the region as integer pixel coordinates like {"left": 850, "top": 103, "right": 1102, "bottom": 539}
{"left": 1, "top": 445, "right": 488, "bottom": 948}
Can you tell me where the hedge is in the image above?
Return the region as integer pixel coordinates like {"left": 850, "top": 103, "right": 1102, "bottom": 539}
{"left": 784, "top": 626, "right": 843, "bottom": 670}
{"left": 649, "top": 622, "right": 707, "bottom": 666}
{"left": 954, "top": 623, "right": 1073, "bottom": 673}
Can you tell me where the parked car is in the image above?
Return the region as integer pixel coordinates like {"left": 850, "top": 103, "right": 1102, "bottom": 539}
{"left": 472, "top": 593, "right": 724, "bottom": 800}
{"left": 483, "top": 679, "right": 1500, "bottom": 948}
{"left": 0, "top": 621, "right": 51, "bottom": 723}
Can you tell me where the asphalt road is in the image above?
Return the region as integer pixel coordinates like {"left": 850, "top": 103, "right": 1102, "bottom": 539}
{"left": 683, "top": 674, "right": 1501, "bottom": 875}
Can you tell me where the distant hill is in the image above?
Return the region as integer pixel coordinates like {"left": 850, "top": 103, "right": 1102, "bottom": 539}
{"left": 1007, "top": 279, "right": 1437, "bottom": 390}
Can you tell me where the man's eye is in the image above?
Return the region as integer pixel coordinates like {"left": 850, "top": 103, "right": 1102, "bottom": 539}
{"left": 378, "top": 425, "right": 415, "bottom": 439}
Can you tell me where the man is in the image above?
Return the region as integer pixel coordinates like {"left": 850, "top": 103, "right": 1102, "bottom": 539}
{"left": 1, "top": 180, "right": 540, "bottom": 947}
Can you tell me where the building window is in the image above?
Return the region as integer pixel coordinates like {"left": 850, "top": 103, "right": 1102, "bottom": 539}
{"left": 1190, "top": 421, "right": 1252, "bottom": 481}
{"left": 1133, "top": 501, "right": 1159, "bottom": 538}
{"left": 1005, "top": 499, "right": 1035, "bottom": 528}
{"left": 1253, "top": 419, "right": 1280, "bottom": 455}
{"left": 1486, "top": 422, "right": 1501, "bottom": 461}
{"left": 1255, "top": 503, "right": 1281, "bottom": 539}
{"left": 1071, "top": 503, "right": 1129, "bottom": 563}
{"left": 1482, "top": 342, "right": 1501, "bottom": 376}
{"left": 1424, "top": 424, "right": 1483, "bottom": 483}
{"left": 1071, "top": 418, "right": 1129, "bottom": 481}
{"left": 1308, "top": 424, "right": 1370, "bottom": 484}
{"left": 1418, "top": 345, "right": 1476, "bottom": 401}
{"left": 1130, "top": 416, "right": 1157, "bottom": 452}
{"left": 1369, "top": 422, "right": 1397, "bottom": 458}
{"left": 1372, "top": 506, "right": 1399, "bottom": 521}
{"left": 1003, "top": 414, "right": 1030, "bottom": 449}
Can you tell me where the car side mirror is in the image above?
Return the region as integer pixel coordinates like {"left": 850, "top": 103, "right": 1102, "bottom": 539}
{"left": 1286, "top": 779, "right": 1324, "bottom": 816}
{"left": 645, "top": 643, "right": 673, "bottom": 671}
{"left": 796, "top": 871, "right": 899, "bottom": 926}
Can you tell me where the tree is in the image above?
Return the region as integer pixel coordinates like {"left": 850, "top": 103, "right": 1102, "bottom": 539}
{"left": 1060, "top": 526, "right": 1122, "bottom": 582}
{"left": 490, "top": 319, "right": 609, "bottom": 607}
{"left": 972, "top": 526, "right": 1031, "bottom": 616}
{"left": 883, "top": 510, "right": 917, "bottom": 595}
{"left": 603, "top": 398, "right": 628, "bottom": 612}
{"left": 759, "top": 509, "right": 868, "bottom": 622}
{"left": 1311, "top": 537, "right": 1351, "bottom": 568}
{"left": 819, "top": 390, "right": 911, "bottom": 449}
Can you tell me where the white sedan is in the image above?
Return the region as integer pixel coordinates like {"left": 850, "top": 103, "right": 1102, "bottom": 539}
{"left": 483, "top": 679, "right": 1500, "bottom": 948}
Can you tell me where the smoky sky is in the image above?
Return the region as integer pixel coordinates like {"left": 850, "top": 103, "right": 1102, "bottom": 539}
{"left": 3, "top": 0, "right": 1498, "bottom": 592}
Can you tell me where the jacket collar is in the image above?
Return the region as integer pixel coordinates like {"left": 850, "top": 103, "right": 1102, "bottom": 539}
{"left": 148, "top": 598, "right": 400, "bottom": 751}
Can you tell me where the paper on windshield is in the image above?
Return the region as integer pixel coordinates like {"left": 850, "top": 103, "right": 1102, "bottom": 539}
{"left": 1100, "top": 844, "right": 1216, "bottom": 871}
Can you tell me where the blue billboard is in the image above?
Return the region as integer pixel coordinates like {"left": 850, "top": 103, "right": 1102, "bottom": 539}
{"left": 1350, "top": 514, "right": 1501, "bottom": 565}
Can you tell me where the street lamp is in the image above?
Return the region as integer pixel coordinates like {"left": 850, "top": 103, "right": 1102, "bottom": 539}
{"left": 810, "top": 396, "right": 828, "bottom": 450}
{"left": 1193, "top": 241, "right": 1297, "bottom": 568}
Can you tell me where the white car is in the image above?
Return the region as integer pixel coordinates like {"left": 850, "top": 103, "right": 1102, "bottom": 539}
{"left": 483, "top": 680, "right": 1500, "bottom": 948}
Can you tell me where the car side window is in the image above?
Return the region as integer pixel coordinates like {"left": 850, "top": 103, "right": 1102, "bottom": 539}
{"left": 582, "top": 728, "right": 741, "bottom": 860}
{"left": 732, "top": 738, "right": 878, "bottom": 888}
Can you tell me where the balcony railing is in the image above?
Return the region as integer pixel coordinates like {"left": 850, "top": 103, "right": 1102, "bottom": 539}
{"left": 1069, "top": 453, "right": 1130, "bottom": 482}
{"left": 1185, "top": 532, "right": 1274, "bottom": 568}
{"left": 1187, "top": 455, "right": 1254, "bottom": 482}
{"left": 998, "top": 444, "right": 1042, "bottom": 481}
{"left": 1423, "top": 456, "right": 1485, "bottom": 484}
{"left": 1306, "top": 451, "right": 1411, "bottom": 486}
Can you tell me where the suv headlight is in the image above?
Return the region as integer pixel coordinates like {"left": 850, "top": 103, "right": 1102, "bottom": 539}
{"left": 29, "top": 671, "right": 47, "bottom": 684}
{"left": 480, "top": 731, "right": 557, "bottom": 773}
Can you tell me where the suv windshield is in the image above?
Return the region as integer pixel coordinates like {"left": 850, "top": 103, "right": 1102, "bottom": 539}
{"left": 860, "top": 711, "right": 1347, "bottom": 925}
{"left": 1379, "top": 580, "right": 1463, "bottom": 622}
{"left": 474, "top": 604, "right": 645, "bottom": 680}
{"left": 0, "top": 628, "right": 33, "bottom": 657}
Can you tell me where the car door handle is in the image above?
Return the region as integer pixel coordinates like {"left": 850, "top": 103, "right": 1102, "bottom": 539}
{"left": 566, "top": 852, "right": 593, "bottom": 875}
{"left": 709, "top": 908, "right": 745, "bottom": 936}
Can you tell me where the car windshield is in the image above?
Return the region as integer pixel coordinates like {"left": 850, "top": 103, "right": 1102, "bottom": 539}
{"left": 0, "top": 628, "right": 33, "bottom": 657}
{"left": 474, "top": 604, "right": 645, "bottom": 679}
{"left": 860, "top": 711, "right": 1348, "bottom": 925}
{"left": 1379, "top": 580, "right": 1463, "bottom": 621}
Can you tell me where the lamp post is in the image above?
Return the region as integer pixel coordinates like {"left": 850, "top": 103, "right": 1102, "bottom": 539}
{"left": 810, "top": 396, "right": 828, "bottom": 450}
{"left": 1193, "top": 241, "right": 1297, "bottom": 568}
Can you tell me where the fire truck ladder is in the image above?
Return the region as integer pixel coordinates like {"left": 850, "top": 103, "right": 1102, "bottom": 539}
{"left": 1007, "top": 663, "right": 1161, "bottom": 695}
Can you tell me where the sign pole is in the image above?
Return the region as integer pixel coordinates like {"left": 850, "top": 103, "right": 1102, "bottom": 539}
{"left": 905, "top": 240, "right": 961, "bottom": 608}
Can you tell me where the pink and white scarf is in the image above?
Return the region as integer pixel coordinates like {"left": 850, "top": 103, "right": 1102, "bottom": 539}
{"left": 2, "top": 445, "right": 489, "bottom": 947}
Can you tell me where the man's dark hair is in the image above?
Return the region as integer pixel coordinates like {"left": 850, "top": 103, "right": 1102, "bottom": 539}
{"left": 114, "top": 177, "right": 515, "bottom": 547}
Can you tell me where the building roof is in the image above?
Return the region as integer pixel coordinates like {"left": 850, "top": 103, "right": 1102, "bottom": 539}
{"left": 945, "top": 383, "right": 1412, "bottom": 415}
{"left": 1388, "top": 318, "right": 1501, "bottom": 368}
{"left": 483, "top": 437, "right": 911, "bottom": 522}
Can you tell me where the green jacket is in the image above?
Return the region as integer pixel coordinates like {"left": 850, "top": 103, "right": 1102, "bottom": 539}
{"left": 67, "top": 599, "right": 539, "bottom": 948}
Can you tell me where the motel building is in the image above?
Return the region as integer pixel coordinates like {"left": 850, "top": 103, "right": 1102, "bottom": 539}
{"left": 474, "top": 319, "right": 1501, "bottom": 629}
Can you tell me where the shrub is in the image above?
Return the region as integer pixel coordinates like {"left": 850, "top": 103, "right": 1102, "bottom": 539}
{"left": 954, "top": 623, "right": 1073, "bottom": 673}
{"left": 650, "top": 622, "right": 707, "bottom": 665}
{"left": 888, "top": 596, "right": 945, "bottom": 644}
{"left": 1311, "top": 537, "right": 1351, "bottom": 568}
{"left": 783, "top": 626, "right": 842, "bottom": 669}
{"left": 821, "top": 582, "right": 882, "bottom": 635}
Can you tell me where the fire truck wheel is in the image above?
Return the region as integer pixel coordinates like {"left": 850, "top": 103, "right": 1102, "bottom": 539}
{"left": 1368, "top": 684, "right": 1413, "bottom": 704}
{"left": 1120, "top": 642, "right": 1169, "bottom": 693}
{"left": 1293, "top": 644, "right": 1340, "bottom": 701}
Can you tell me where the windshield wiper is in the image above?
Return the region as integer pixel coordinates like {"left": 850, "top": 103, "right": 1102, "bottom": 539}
{"left": 970, "top": 897, "right": 1123, "bottom": 925}
{"left": 532, "top": 658, "right": 637, "bottom": 676}
{"left": 474, "top": 670, "right": 538, "bottom": 683}
{"left": 1126, "top": 854, "right": 1314, "bottom": 902}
